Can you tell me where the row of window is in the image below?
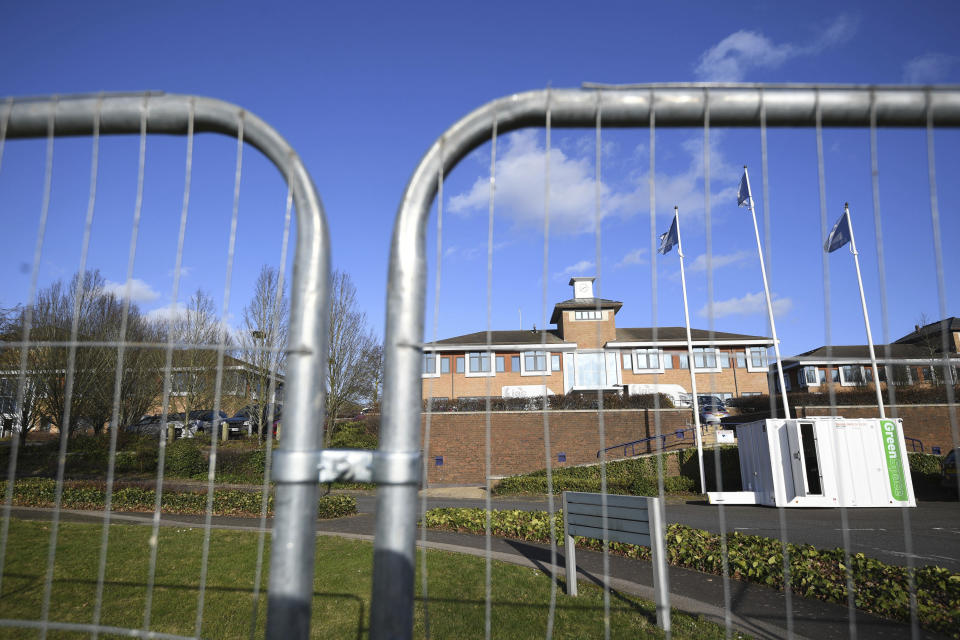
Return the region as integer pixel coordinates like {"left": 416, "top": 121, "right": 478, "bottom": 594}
{"left": 423, "top": 347, "right": 772, "bottom": 377}
{"left": 574, "top": 310, "right": 603, "bottom": 320}
{"left": 423, "top": 351, "right": 562, "bottom": 377}
{"left": 790, "top": 363, "right": 960, "bottom": 389}
{"left": 624, "top": 347, "right": 769, "bottom": 373}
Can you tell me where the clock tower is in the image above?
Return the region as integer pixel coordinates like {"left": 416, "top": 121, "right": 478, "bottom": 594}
{"left": 570, "top": 277, "right": 595, "bottom": 299}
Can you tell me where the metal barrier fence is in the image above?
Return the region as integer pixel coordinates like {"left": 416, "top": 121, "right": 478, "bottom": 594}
{"left": 0, "top": 93, "right": 330, "bottom": 639}
{"left": 383, "top": 85, "right": 960, "bottom": 639}
{"left": 1, "top": 85, "right": 958, "bottom": 640}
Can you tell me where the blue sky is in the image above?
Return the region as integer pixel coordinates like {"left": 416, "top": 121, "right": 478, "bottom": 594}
{"left": 1, "top": 1, "right": 958, "bottom": 357}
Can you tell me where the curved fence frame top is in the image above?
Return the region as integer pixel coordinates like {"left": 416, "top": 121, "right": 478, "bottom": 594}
{"left": 3, "top": 92, "right": 330, "bottom": 639}
{"left": 378, "top": 84, "right": 960, "bottom": 639}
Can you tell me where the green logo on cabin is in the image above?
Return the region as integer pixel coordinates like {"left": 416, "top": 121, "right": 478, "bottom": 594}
{"left": 881, "top": 419, "right": 908, "bottom": 502}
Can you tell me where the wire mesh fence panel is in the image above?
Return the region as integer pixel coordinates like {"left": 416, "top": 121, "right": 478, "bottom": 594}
{"left": 0, "top": 93, "right": 330, "bottom": 640}
{"left": 381, "top": 85, "right": 960, "bottom": 640}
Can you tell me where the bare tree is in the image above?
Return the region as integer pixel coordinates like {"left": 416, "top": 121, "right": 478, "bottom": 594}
{"left": 171, "top": 289, "right": 230, "bottom": 421}
{"left": 239, "top": 265, "right": 289, "bottom": 437}
{"left": 326, "top": 270, "right": 379, "bottom": 444}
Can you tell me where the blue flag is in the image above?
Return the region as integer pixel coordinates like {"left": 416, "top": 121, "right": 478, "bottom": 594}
{"left": 658, "top": 215, "right": 679, "bottom": 255}
{"left": 737, "top": 171, "right": 750, "bottom": 207}
{"left": 824, "top": 211, "right": 852, "bottom": 253}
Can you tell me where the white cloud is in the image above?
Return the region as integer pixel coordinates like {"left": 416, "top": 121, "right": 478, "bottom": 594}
{"left": 903, "top": 53, "right": 956, "bottom": 83}
{"left": 687, "top": 250, "right": 751, "bottom": 273}
{"left": 168, "top": 265, "right": 193, "bottom": 279}
{"left": 702, "top": 291, "right": 792, "bottom": 319}
{"left": 449, "top": 131, "right": 611, "bottom": 234}
{"left": 447, "top": 130, "right": 740, "bottom": 235}
{"left": 145, "top": 302, "right": 187, "bottom": 324}
{"left": 555, "top": 259, "right": 594, "bottom": 280}
{"left": 616, "top": 249, "right": 647, "bottom": 269}
{"left": 103, "top": 278, "right": 160, "bottom": 303}
{"left": 694, "top": 16, "right": 856, "bottom": 81}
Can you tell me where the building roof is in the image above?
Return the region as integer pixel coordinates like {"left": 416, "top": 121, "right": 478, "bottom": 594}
{"left": 430, "top": 330, "right": 567, "bottom": 347}
{"left": 781, "top": 343, "right": 935, "bottom": 366}
{"left": 613, "top": 327, "right": 772, "bottom": 343}
{"left": 894, "top": 317, "right": 960, "bottom": 347}
{"left": 549, "top": 297, "right": 623, "bottom": 324}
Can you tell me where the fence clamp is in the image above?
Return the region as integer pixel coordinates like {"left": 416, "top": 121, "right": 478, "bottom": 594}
{"left": 272, "top": 449, "right": 422, "bottom": 485}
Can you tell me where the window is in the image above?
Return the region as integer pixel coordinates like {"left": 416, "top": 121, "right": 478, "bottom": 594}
{"left": 422, "top": 353, "right": 440, "bottom": 377}
{"left": 745, "top": 347, "right": 768, "bottom": 372}
{"left": 679, "top": 353, "right": 689, "bottom": 369}
{"left": 693, "top": 347, "right": 718, "bottom": 370}
{"left": 717, "top": 392, "right": 734, "bottom": 401}
{"left": 662, "top": 353, "right": 673, "bottom": 369}
{"left": 456, "top": 357, "right": 465, "bottom": 374}
{"left": 510, "top": 355, "right": 520, "bottom": 372}
{"left": 575, "top": 310, "right": 602, "bottom": 320}
{"left": 495, "top": 356, "right": 505, "bottom": 373}
{"left": 800, "top": 366, "right": 820, "bottom": 386}
{"left": 736, "top": 352, "right": 747, "bottom": 368}
{"left": 551, "top": 354, "right": 561, "bottom": 371}
{"left": 440, "top": 357, "right": 450, "bottom": 374}
{"left": 468, "top": 351, "right": 491, "bottom": 374}
{"left": 830, "top": 368, "right": 840, "bottom": 383}
{"left": 622, "top": 352, "right": 632, "bottom": 369}
{"left": 742, "top": 391, "right": 761, "bottom": 397}
{"left": 522, "top": 350, "right": 548, "bottom": 374}
{"left": 839, "top": 365, "right": 865, "bottom": 386}
{"left": 632, "top": 348, "right": 662, "bottom": 372}
{"left": 719, "top": 352, "right": 730, "bottom": 369}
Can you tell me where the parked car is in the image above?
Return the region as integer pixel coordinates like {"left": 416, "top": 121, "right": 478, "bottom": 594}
{"left": 697, "top": 395, "right": 729, "bottom": 425}
{"left": 943, "top": 448, "right": 958, "bottom": 492}
{"left": 123, "top": 414, "right": 185, "bottom": 438}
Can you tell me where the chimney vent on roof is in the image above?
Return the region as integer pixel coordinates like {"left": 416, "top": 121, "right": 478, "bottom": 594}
{"left": 915, "top": 324, "right": 920, "bottom": 331}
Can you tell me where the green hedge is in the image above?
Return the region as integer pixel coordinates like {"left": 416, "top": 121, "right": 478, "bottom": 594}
{"left": 7, "top": 478, "right": 356, "bottom": 519}
{"left": 493, "top": 447, "right": 740, "bottom": 496}
{"left": 423, "top": 507, "right": 959, "bottom": 636}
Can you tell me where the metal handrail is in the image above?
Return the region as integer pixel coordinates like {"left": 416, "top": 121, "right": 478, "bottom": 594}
{"left": 904, "top": 436, "right": 925, "bottom": 452}
{"left": 598, "top": 425, "right": 700, "bottom": 459}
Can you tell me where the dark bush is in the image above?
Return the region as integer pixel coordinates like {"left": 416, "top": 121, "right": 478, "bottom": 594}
{"left": 426, "top": 392, "right": 676, "bottom": 413}
{"left": 728, "top": 386, "right": 960, "bottom": 414}
{"left": 7, "top": 477, "right": 357, "bottom": 519}
{"left": 329, "top": 421, "right": 378, "bottom": 449}
{"left": 164, "top": 439, "right": 206, "bottom": 478}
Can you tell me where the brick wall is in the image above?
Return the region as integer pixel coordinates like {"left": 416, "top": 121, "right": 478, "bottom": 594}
{"left": 422, "top": 408, "right": 701, "bottom": 485}
{"left": 556, "top": 310, "right": 616, "bottom": 348}
{"left": 620, "top": 349, "right": 769, "bottom": 396}
{"left": 799, "top": 404, "right": 957, "bottom": 455}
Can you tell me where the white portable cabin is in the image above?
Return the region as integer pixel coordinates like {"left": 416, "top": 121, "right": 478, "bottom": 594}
{"left": 709, "top": 417, "right": 915, "bottom": 508}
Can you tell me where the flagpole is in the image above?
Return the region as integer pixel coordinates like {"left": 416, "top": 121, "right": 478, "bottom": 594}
{"left": 675, "top": 207, "right": 706, "bottom": 494}
{"left": 743, "top": 167, "right": 791, "bottom": 419}
{"left": 844, "top": 203, "right": 885, "bottom": 418}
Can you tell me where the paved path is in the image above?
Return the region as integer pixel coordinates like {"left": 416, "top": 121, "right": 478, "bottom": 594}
{"left": 6, "top": 506, "right": 948, "bottom": 640}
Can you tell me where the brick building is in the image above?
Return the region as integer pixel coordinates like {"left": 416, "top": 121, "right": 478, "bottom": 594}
{"left": 775, "top": 317, "right": 960, "bottom": 392}
{"left": 422, "top": 277, "right": 774, "bottom": 403}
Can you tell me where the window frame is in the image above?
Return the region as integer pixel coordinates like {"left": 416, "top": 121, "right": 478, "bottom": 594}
{"left": 465, "top": 351, "right": 495, "bottom": 377}
{"left": 520, "top": 350, "right": 551, "bottom": 376}
{"left": 839, "top": 364, "right": 865, "bottom": 387}
{"left": 744, "top": 347, "right": 769, "bottom": 372}
{"left": 574, "top": 310, "right": 603, "bottom": 320}
{"left": 422, "top": 353, "right": 441, "bottom": 378}
{"left": 692, "top": 347, "right": 721, "bottom": 373}
{"left": 631, "top": 348, "right": 665, "bottom": 374}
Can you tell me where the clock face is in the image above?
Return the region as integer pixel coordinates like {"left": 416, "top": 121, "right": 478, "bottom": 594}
{"left": 575, "top": 282, "right": 590, "bottom": 297}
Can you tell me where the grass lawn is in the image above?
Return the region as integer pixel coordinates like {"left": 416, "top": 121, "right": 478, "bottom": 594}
{"left": 0, "top": 519, "right": 744, "bottom": 639}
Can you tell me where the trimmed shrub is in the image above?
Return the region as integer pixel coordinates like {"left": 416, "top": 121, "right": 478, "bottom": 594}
{"left": 426, "top": 392, "right": 676, "bottom": 413}
{"left": 164, "top": 439, "right": 206, "bottom": 478}
{"left": 6, "top": 478, "right": 357, "bottom": 519}
{"left": 329, "top": 421, "right": 378, "bottom": 449}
